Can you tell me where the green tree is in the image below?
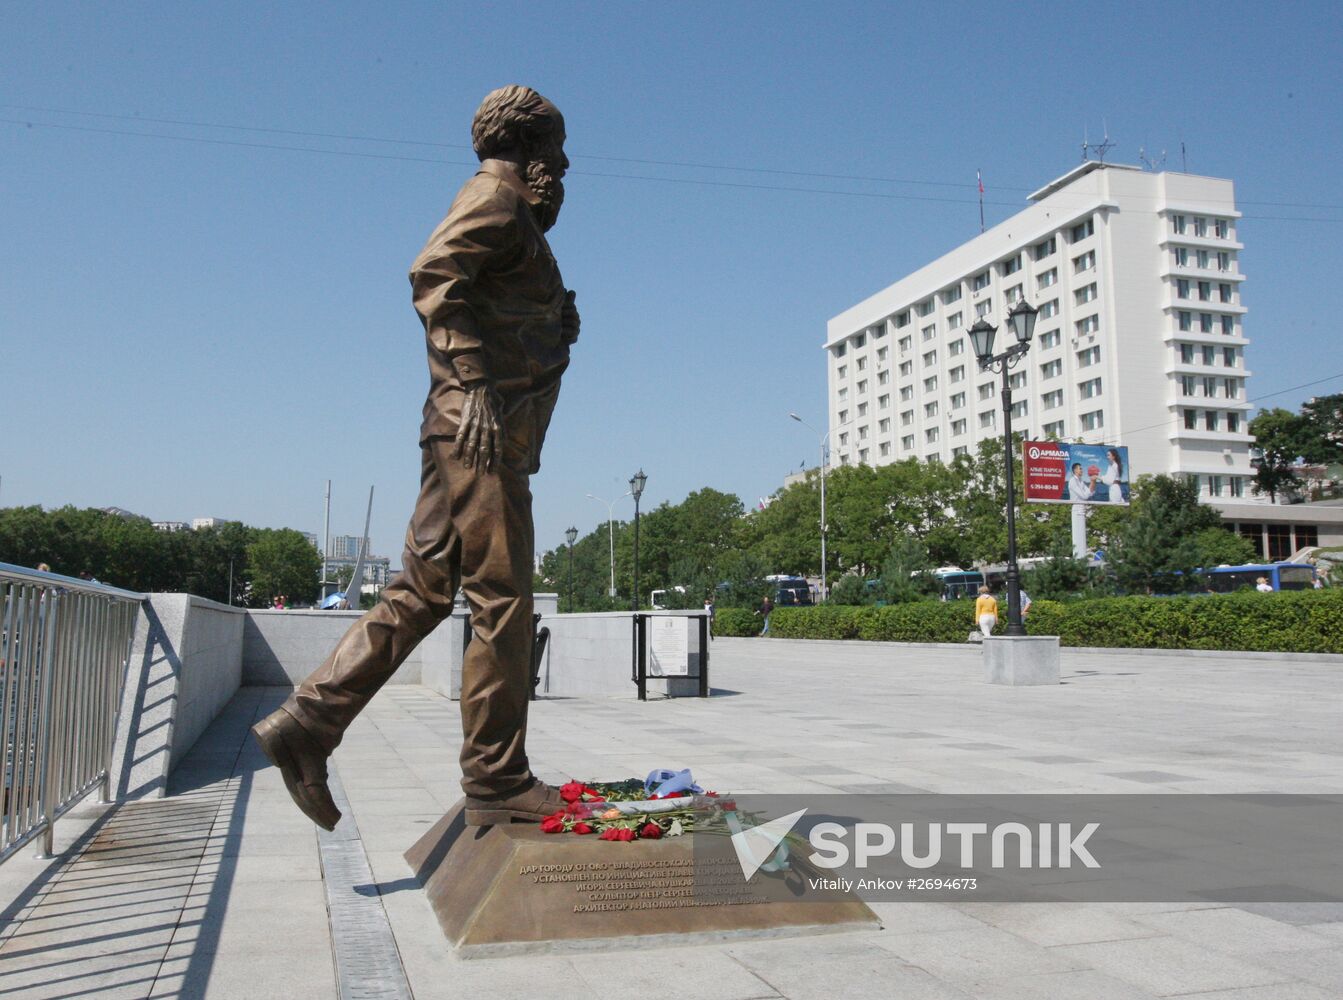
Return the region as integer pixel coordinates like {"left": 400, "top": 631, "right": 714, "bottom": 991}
{"left": 1249, "top": 407, "right": 1308, "bottom": 503}
{"left": 1108, "top": 475, "right": 1223, "bottom": 594}
{"left": 246, "top": 528, "right": 322, "bottom": 607}
{"left": 875, "top": 534, "right": 937, "bottom": 604}
{"left": 828, "top": 573, "right": 867, "bottom": 606}
{"left": 1025, "top": 530, "right": 1094, "bottom": 600}
{"left": 1300, "top": 393, "right": 1343, "bottom": 464}
{"left": 1192, "top": 526, "right": 1257, "bottom": 568}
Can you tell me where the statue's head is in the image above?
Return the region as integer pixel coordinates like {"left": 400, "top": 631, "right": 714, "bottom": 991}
{"left": 472, "top": 85, "right": 567, "bottom": 230}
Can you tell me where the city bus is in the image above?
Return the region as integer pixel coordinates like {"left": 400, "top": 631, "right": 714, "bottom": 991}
{"left": 936, "top": 569, "right": 985, "bottom": 601}
{"left": 1198, "top": 563, "right": 1316, "bottom": 593}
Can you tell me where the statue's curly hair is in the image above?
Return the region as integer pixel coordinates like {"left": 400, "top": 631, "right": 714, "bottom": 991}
{"left": 471, "top": 85, "right": 557, "bottom": 161}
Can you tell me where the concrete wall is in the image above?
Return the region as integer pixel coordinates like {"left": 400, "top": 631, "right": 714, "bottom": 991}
{"left": 110, "top": 594, "right": 246, "bottom": 799}
{"left": 532, "top": 611, "right": 706, "bottom": 700}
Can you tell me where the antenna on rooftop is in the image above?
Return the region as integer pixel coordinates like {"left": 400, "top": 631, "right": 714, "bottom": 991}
{"left": 1081, "top": 120, "right": 1115, "bottom": 163}
{"left": 1138, "top": 145, "right": 1167, "bottom": 171}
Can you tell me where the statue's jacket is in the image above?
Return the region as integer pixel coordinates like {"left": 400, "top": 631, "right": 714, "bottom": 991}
{"left": 410, "top": 159, "right": 568, "bottom": 474}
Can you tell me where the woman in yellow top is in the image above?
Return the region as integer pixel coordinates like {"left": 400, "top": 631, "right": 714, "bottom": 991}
{"left": 974, "top": 585, "right": 998, "bottom": 637}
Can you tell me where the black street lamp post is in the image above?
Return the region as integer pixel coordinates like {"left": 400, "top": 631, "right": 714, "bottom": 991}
{"left": 564, "top": 525, "right": 577, "bottom": 613}
{"left": 629, "top": 470, "right": 647, "bottom": 612}
{"left": 968, "top": 298, "right": 1039, "bottom": 638}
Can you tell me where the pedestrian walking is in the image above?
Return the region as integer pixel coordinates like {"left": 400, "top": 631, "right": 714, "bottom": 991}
{"left": 756, "top": 594, "right": 774, "bottom": 637}
{"left": 974, "top": 585, "right": 998, "bottom": 638}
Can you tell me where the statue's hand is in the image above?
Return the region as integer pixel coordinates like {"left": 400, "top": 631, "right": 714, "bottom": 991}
{"left": 562, "top": 289, "right": 580, "bottom": 345}
{"left": 454, "top": 382, "right": 504, "bottom": 472}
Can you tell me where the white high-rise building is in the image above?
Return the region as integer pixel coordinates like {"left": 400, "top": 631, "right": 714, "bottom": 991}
{"left": 825, "top": 162, "right": 1254, "bottom": 502}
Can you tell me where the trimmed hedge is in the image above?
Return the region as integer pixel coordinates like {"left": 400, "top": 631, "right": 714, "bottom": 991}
{"left": 723, "top": 589, "right": 1343, "bottom": 654}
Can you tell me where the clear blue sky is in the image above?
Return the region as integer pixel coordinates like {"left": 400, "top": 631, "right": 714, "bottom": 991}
{"left": 4, "top": 2, "right": 1342, "bottom": 565}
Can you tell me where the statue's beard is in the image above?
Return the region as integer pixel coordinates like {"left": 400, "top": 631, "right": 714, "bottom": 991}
{"left": 526, "top": 158, "right": 565, "bottom": 231}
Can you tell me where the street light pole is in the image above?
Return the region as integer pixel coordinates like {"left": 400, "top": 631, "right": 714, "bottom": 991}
{"left": 789, "top": 413, "right": 830, "bottom": 602}
{"left": 968, "top": 299, "right": 1039, "bottom": 638}
{"left": 585, "top": 492, "right": 629, "bottom": 599}
{"left": 564, "top": 526, "right": 578, "bottom": 613}
{"left": 629, "top": 470, "right": 647, "bottom": 612}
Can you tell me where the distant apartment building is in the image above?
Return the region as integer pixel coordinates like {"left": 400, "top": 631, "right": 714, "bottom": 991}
{"left": 824, "top": 161, "right": 1343, "bottom": 557}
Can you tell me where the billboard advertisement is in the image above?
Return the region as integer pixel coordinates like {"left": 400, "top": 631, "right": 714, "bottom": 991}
{"left": 1023, "top": 441, "right": 1130, "bottom": 504}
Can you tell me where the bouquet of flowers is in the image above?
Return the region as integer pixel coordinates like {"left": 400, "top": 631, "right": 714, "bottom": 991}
{"left": 540, "top": 776, "right": 735, "bottom": 842}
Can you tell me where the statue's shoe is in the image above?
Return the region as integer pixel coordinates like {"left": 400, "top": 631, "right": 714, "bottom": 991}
{"left": 251, "top": 709, "right": 341, "bottom": 831}
{"left": 465, "top": 779, "right": 566, "bottom": 826}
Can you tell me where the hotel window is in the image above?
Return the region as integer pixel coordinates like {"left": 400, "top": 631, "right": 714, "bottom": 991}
{"left": 917, "top": 299, "right": 934, "bottom": 317}
{"left": 950, "top": 391, "right": 966, "bottom": 409}
{"left": 839, "top": 432, "right": 848, "bottom": 447}
{"left": 1070, "top": 217, "right": 1095, "bottom": 242}
{"left": 901, "top": 435, "right": 915, "bottom": 450}
{"left": 1184, "top": 409, "right": 1198, "bottom": 429}
{"left": 925, "top": 427, "right": 939, "bottom": 443}
{"left": 975, "top": 299, "right": 992, "bottom": 318}
{"left": 1174, "top": 247, "right": 1189, "bottom": 267}
{"left": 1196, "top": 249, "right": 1209, "bottom": 269}
{"left": 895, "top": 311, "right": 910, "bottom": 328}
{"left": 856, "top": 357, "right": 867, "bottom": 371}
{"left": 1080, "top": 409, "right": 1104, "bottom": 431}
{"left": 899, "top": 361, "right": 913, "bottom": 377}
{"left": 839, "top": 454, "right": 849, "bottom": 466}
{"left": 1202, "top": 345, "right": 1215, "bottom": 366}
{"left": 1039, "top": 329, "right": 1061, "bottom": 349}
{"left": 951, "top": 418, "right": 967, "bottom": 436}
{"left": 923, "top": 376, "right": 938, "bottom": 392}
{"left": 1073, "top": 250, "right": 1095, "bottom": 273}
{"left": 1215, "top": 218, "right": 1230, "bottom": 239}
{"left": 1217, "top": 251, "right": 1230, "bottom": 271}
{"left": 899, "top": 335, "right": 912, "bottom": 353}
{"left": 838, "top": 409, "right": 848, "bottom": 424}
{"left": 1204, "top": 410, "right": 1218, "bottom": 431}
{"left": 1077, "top": 345, "right": 1101, "bottom": 367}
{"left": 857, "top": 402, "right": 868, "bottom": 417}
{"left": 880, "top": 442, "right": 890, "bottom": 457}
{"left": 1042, "top": 389, "right": 1064, "bottom": 409}
{"left": 1178, "top": 311, "right": 1193, "bottom": 331}
{"left": 1006, "top": 283, "right": 1023, "bottom": 304}
{"left": 858, "top": 449, "right": 868, "bottom": 463}
{"left": 1079, "top": 377, "right": 1102, "bottom": 400}
{"left": 854, "top": 333, "right": 866, "bottom": 348}
{"left": 870, "top": 323, "right": 886, "bottom": 339}
{"left": 838, "top": 387, "right": 848, "bottom": 402}
{"left": 947, "top": 311, "right": 962, "bottom": 330}
{"left": 877, "top": 346, "right": 888, "bottom": 362}
{"left": 858, "top": 426, "right": 868, "bottom": 440}
{"left": 878, "top": 370, "right": 890, "bottom": 385}
{"left": 1039, "top": 299, "right": 1059, "bottom": 319}
{"left": 1033, "top": 236, "right": 1057, "bottom": 260}
{"left": 1177, "top": 279, "right": 1191, "bottom": 298}
{"left": 901, "top": 409, "right": 914, "bottom": 426}
{"left": 857, "top": 379, "right": 867, "bottom": 395}
{"left": 1074, "top": 283, "right": 1098, "bottom": 305}
{"left": 949, "top": 365, "right": 965, "bottom": 383}
{"left": 837, "top": 365, "right": 847, "bottom": 380}
{"left": 878, "top": 394, "right": 890, "bottom": 409}
{"left": 924, "top": 401, "right": 939, "bottom": 418}
{"left": 1227, "top": 412, "right": 1241, "bottom": 433}
{"left": 952, "top": 445, "right": 969, "bottom": 458}
{"left": 1268, "top": 524, "right": 1292, "bottom": 560}
{"left": 833, "top": 342, "right": 846, "bottom": 358}
{"left": 1010, "top": 399, "right": 1028, "bottom": 418}
{"left": 1200, "top": 313, "right": 1214, "bottom": 334}
{"left": 972, "top": 270, "right": 991, "bottom": 291}
{"left": 1223, "top": 347, "right": 1237, "bottom": 367}
{"left": 1229, "top": 476, "right": 1244, "bottom": 497}
{"left": 1002, "top": 254, "right": 1022, "bottom": 275}
{"left": 979, "top": 410, "right": 996, "bottom": 429}
{"left": 1194, "top": 217, "right": 1207, "bottom": 237}
{"left": 1201, "top": 378, "right": 1215, "bottom": 400}
{"left": 922, "top": 350, "right": 937, "bottom": 367}
{"left": 978, "top": 383, "right": 994, "bottom": 400}
{"left": 1009, "top": 371, "right": 1027, "bottom": 389}
{"left": 1075, "top": 315, "right": 1100, "bottom": 336}
{"left": 1044, "top": 420, "right": 1065, "bottom": 437}
{"left": 942, "top": 285, "right": 962, "bottom": 304}
{"left": 879, "top": 417, "right": 890, "bottom": 433}
{"left": 1219, "top": 283, "right": 1233, "bottom": 303}
{"left": 1221, "top": 315, "right": 1235, "bottom": 335}
{"left": 1180, "top": 376, "right": 1195, "bottom": 396}
{"left": 899, "top": 386, "right": 913, "bottom": 401}
{"left": 922, "top": 324, "right": 936, "bottom": 342}
{"left": 1037, "top": 268, "right": 1057, "bottom": 290}
{"left": 1172, "top": 214, "right": 1187, "bottom": 234}
{"left": 1197, "top": 281, "right": 1211, "bottom": 301}
{"left": 1041, "top": 359, "right": 1062, "bottom": 378}
{"left": 1180, "top": 344, "right": 1196, "bottom": 364}
{"left": 949, "top": 338, "right": 965, "bottom": 357}
{"left": 1208, "top": 475, "right": 1223, "bottom": 497}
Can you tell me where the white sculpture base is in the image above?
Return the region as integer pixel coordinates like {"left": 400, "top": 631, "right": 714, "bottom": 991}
{"left": 983, "top": 635, "right": 1061, "bottom": 686}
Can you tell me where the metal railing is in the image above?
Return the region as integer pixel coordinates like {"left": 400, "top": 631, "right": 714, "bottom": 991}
{"left": 0, "top": 562, "right": 143, "bottom": 863}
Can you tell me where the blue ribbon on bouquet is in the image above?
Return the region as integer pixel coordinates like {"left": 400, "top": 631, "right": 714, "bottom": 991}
{"left": 644, "top": 768, "right": 703, "bottom": 798}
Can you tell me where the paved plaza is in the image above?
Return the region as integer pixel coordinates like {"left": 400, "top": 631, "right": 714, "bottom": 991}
{"left": 1, "top": 638, "right": 1342, "bottom": 999}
